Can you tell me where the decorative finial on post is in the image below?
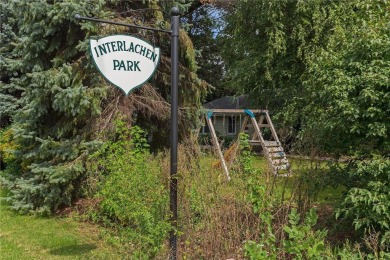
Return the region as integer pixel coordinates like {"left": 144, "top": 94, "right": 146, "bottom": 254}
{"left": 170, "top": 7, "right": 180, "bottom": 16}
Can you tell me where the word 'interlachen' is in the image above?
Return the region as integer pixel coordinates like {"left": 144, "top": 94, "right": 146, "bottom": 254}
{"left": 93, "top": 40, "right": 158, "bottom": 62}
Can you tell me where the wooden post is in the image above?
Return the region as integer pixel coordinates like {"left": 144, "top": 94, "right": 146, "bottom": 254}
{"left": 206, "top": 115, "right": 230, "bottom": 181}
{"left": 265, "top": 112, "right": 280, "bottom": 144}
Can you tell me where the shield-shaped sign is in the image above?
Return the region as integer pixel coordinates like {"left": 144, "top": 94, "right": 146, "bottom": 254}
{"left": 90, "top": 35, "right": 160, "bottom": 95}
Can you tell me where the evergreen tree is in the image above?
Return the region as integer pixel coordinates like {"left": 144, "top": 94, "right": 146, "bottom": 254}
{"left": 0, "top": 1, "right": 24, "bottom": 127}
{"left": 0, "top": 0, "right": 207, "bottom": 213}
{"left": 185, "top": 4, "right": 227, "bottom": 102}
{"left": 1, "top": 0, "right": 107, "bottom": 213}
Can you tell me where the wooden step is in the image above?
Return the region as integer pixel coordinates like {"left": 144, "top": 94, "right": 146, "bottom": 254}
{"left": 272, "top": 158, "right": 289, "bottom": 165}
{"left": 267, "top": 147, "right": 284, "bottom": 153}
{"left": 259, "top": 124, "right": 270, "bottom": 128}
{"left": 275, "top": 172, "right": 291, "bottom": 177}
{"left": 248, "top": 140, "right": 262, "bottom": 146}
{"left": 274, "top": 164, "right": 290, "bottom": 170}
{"left": 269, "top": 152, "right": 286, "bottom": 158}
{"left": 264, "top": 141, "right": 280, "bottom": 147}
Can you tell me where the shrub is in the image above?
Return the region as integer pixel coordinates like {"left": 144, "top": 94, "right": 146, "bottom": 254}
{"left": 0, "top": 128, "right": 21, "bottom": 176}
{"left": 336, "top": 156, "right": 390, "bottom": 250}
{"left": 244, "top": 208, "right": 328, "bottom": 259}
{"left": 88, "top": 121, "right": 170, "bottom": 258}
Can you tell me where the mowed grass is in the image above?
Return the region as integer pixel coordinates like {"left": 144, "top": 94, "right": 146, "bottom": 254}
{"left": 0, "top": 190, "right": 123, "bottom": 260}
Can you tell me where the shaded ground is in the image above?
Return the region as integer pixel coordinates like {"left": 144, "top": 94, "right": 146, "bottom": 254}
{"left": 0, "top": 190, "right": 123, "bottom": 260}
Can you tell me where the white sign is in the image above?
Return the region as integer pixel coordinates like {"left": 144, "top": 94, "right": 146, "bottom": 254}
{"left": 90, "top": 35, "right": 161, "bottom": 95}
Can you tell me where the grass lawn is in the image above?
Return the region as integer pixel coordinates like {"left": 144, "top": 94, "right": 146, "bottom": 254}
{"left": 0, "top": 190, "right": 123, "bottom": 260}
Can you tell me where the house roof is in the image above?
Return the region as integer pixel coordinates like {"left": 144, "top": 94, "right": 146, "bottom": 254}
{"left": 203, "top": 95, "right": 250, "bottom": 109}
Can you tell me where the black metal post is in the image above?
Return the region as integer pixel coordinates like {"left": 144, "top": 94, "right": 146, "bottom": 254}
{"left": 75, "top": 8, "right": 181, "bottom": 258}
{"left": 169, "top": 7, "right": 180, "bottom": 260}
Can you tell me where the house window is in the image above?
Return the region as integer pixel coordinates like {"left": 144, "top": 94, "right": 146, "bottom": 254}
{"left": 201, "top": 124, "right": 210, "bottom": 134}
{"left": 201, "top": 117, "right": 211, "bottom": 134}
{"left": 228, "top": 116, "right": 236, "bottom": 134}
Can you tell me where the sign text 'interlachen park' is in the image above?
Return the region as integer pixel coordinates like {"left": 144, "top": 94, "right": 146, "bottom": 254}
{"left": 90, "top": 35, "right": 161, "bottom": 95}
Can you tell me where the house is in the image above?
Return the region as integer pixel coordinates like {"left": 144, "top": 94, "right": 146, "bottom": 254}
{"left": 201, "top": 95, "right": 256, "bottom": 138}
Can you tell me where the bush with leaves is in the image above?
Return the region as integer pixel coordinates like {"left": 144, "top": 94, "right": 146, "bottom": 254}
{"left": 0, "top": 128, "right": 21, "bottom": 178}
{"left": 237, "top": 133, "right": 255, "bottom": 174}
{"left": 283, "top": 208, "right": 328, "bottom": 258}
{"left": 245, "top": 208, "right": 328, "bottom": 259}
{"left": 88, "top": 120, "right": 170, "bottom": 258}
{"left": 336, "top": 156, "right": 390, "bottom": 250}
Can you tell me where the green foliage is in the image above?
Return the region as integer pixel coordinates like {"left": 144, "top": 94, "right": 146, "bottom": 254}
{"left": 244, "top": 211, "right": 277, "bottom": 260}
{"left": 283, "top": 208, "right": 328, "bottom": 259}
{"left": 303, "top": 1, "right": 390, "bottom": 157}
{"left": 0, "top": 0, "right": 107, "bottom": 214}
{"left": 294, "top": 160, "right": 338, "bottom": 211}
{"left": 334, "top": 243, "right": 365, "bottom": 260}
{"left": 1, "top": 0, "right": 207, "bottom": 214}
{"left": 187, "top": 4, "right": 227, "bottom": 101}
{"left": 237, "top": 133, "right": 255, "bottom": 174}
{"left": 221, "top": 0, "right": 389, "bottom": 157}
{"left": 222, "top": 1, "right": 389, "bottom": 252}
{"left": 0, "top": 1, "right": 24, "bottom": 127}
{"left": 88, "top": 121, "right": 170, "bottom": 258}
{"left": 336, "top": 156, "right": 390, "bottom": 247}
{"left": 0, "top": 128, "right": 21, "bottom": 181}
{"left": 239, "top": 133, "right": 272, "bottom": 216}
{"left": 247, "top": 181, "right": 268, "bottom": 215}
{"left": 334, "top": 238, "right": 390, "bottom": 260}
{"left": 221, "top": 0, "right": 335, "bottom": 113}
{"left": 244, "top": 208, "right": 328, "bottom": 259}
{"left": 0, "top": 128, "right": 17, "bottom": 163}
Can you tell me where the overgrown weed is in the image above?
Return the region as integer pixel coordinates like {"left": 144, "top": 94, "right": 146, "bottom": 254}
{"left": 71, "top": 123, "right": 388, "bottom": 259}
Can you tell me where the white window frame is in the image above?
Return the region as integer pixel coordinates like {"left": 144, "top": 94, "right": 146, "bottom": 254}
{"left": 201, "top": 124, "right": 210, "bottom": 134}
{"left": 227, "top": 116, "right": 236, "bottom": 135}
{"left": 201, "top": 117, "right": 211, "bottom": 134}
